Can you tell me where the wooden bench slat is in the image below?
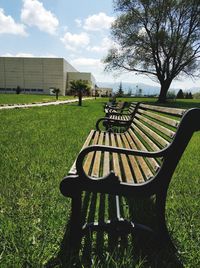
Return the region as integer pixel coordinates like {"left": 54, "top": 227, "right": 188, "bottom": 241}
{"left": 103, "top": 133, "right": 110, "bottom": 176}
{"left": 133, "top": 119, "right": 169, "bottom": 148}
{"left": 110, "top": 133, "right": 122, "bottom": 181}
{"left": 138, "top": 109, "right": 179, "bottom": 127}
{"left": 135, "top": 113, "right": 175, "bottom": 138}
{"left": 131, "top": 124, "right": 160, "bottom": 151}
{"left": 84, "top": 131, "right": 100, "bottom": 175}
{"left": 116, "top": 134, "right": 134, "bottom": 183}
{"left": 91, "top": 132, "right": 104, "bottom": 177}
{"left": 124, "top": 132, "right": 153, "bottom": 180}
{"left": 140, "top": 104, "right": 186, "bottom": 116}
{"left": 127, "top": 128, "right": 160, "bottom": 172}
{"left": 121, "top": 134, "right": 145, "bottom": 183}
{"left": 69, "top": 129, "right": 95, "bottom": 175}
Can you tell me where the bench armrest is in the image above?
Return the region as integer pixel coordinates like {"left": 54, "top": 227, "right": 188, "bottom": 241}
{"left": 76, "top": 145, "right": 168, "bottom": 178}
{"left": 60, "top": 145, "right": 168, "bottom": 198}
{"left": 96, "top": 117, "right": 131, "bottom": 131}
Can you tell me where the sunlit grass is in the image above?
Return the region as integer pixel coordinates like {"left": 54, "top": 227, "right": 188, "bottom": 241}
{"left": 0, "top": 93, "right": 75, "bottom": 105}
{"left": 0, "top": 98, "right": 199, "bottom": 267}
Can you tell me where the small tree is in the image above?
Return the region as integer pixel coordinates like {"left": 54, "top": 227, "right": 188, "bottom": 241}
{"left": 176, "top": 89, "right": 184, "bottom": 99}
{"left": 188, "top": 92, "right": 193, "bottom": 99}
{"left": 70, "top": 80, "right": 91, "bottom": 106}
{"left": 52, "top": 88, "right": 60, "bottom": 100}
{"left": 16, "top": 86, "right": 21, "bottom": 94}
{"left": 116, "top": 81, "right": 124, "bottom": 97}
{"left": 185, "top": 92, "right": 189, "bottom": 99}
{"left": 167, "top": 90, "right": 176, "bottom": 99}
{"left": 127, "top": 88, "right": 132, "bottom": 96}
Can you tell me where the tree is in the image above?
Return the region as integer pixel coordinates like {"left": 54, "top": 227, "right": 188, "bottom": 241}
{"left": 176, "top": 89, "right": 184, "bottom": 99}
{"left": 185, "top": 92, "right": 189, "bottom": 99}
{"left": 16, "top": 86, "right": 21, "bottom": 94}
{"left": 127, "top": 88, "right": 132, "bottom": 96}
{"left": 104, "top": 0, "right": 200, "bottom": 103}
{"left": 116, "top": 81, "right": 124, "bottom": 97}
{"left": 167, "top": 90, "right": 176, "bottom": 99}
{"left": 70, "top": 80, "right": 91, "bottom": 106}
{"left": 52, "top": 88, "right": 60, "bottom": 100}
{"left": 188, "top": 92, "right": 193, "bottom": 99}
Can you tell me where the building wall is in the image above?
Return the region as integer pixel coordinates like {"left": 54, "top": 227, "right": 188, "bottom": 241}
{"left": 0, "top": 57, "right": 78, "bottom": 95}
{"left": 66, "top": 72, "right": 96, "bottom": 93}
{"left": 0, "top": 57, "right": 94, "bottom": 96}
{"left": 63, "top": 59, "right": 78, "bottom": 95}
{"left": 92, "top": 87, "right": 113, "bottom": 97}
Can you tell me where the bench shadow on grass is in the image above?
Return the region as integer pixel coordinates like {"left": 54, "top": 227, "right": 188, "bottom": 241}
{"left": 46, "top": 193, "right": 184, "bottom": 268}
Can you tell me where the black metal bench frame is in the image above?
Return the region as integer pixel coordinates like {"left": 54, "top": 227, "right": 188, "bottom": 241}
{"left": 60, "top": 105, "right": 200, "bottom": 255}
{"left": 96, "top": 102, "right": 140, "bottom": 132}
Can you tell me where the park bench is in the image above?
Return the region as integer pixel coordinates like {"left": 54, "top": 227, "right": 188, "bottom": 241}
{"left": 104, "top": 101, "right": 127, "bottom": 115}
{"left": 60, "top": 103, "right": 200, "bottom": 255}
{"left": 97, "top": 102, "right": 139, "bottom": 133}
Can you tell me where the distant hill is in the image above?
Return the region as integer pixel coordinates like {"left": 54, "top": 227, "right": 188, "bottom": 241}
{"left": 97, "top": 81, "right": 200, "bottom": 95}
{"left": 97, "top": 82, "right": 160, "bottom": 95}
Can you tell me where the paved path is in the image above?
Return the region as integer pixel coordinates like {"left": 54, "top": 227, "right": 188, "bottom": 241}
{"left": 0, "top": 97, "right": 93, "bottom": 110}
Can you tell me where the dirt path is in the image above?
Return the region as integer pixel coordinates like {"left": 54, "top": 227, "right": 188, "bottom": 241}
{"left": 0, "top": 98, "right": 93, "bottom": 110}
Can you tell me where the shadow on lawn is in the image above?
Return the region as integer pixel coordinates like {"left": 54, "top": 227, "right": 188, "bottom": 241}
{"left": 46, "top": 193, "right": 184, "bottom": 268}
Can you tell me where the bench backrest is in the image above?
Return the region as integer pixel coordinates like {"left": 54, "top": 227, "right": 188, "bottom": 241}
{"left": 125, "top": 103, "right": 200, "bottom": 184}
{"left": 130, "top": 103, "right": 185, "bottom": 150}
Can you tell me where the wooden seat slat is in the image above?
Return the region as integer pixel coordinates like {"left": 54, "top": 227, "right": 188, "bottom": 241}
{"left": 124, "top": 132, "right": 153, "bottom": 180}
{"left": 131, "top": 124, "right": 160, "bottom": 151}
{"left": 91, "top": 132, "right": 104, "bottom": 177}
{"left": 110, "top": 133, "right": 122, "bottom": 181}
{"left": 135, "top": 113, "right": 175, "bottom": 138}
{"left": 140, "top": 104, "right": 186, "bottom": 116}
{"left": 69, "top": 129, "right": 95, "bottom": 175}
{"left": 127, "top": 128, "right": 160, "bottom": 172}
{"left": 84, "top": 131, "right": 100, "bottom": 175}
{"left": 116, "top": 134, "right": 134, "bottom": 183}
{"left": 133, "top": 119, "right": 169, "bottom": 148}
{"left": 121, "top": 133, "right": 145, "bottom": 183}
{"left": 138, "top": 109, "right": 179, "bottom": 127}
{"left": 103, "top": 133, "right": 110, "bottom": 176}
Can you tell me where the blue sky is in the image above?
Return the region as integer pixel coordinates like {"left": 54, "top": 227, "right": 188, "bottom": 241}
{"left": 0, "top": 0, "right": 199, "bottom": 90}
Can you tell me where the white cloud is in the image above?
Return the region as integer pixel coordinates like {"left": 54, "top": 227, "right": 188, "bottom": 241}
{"left": 1, "top": 53, "right": 58, "bottom": 58}
{"left": 75, "top": 18, "right": 82, "bottom": 27}
{"left": 87, "top": 37, "right": 114, "bottom": 53}
{"left": 21, "top": 0, "right": 59, "bottom": 35}
{"left": 0, "top": 8, "right": 27, "bottom": 36}
{"left": 60, "top": 32, "right": 90, "bottom": 51}
{"left": 71, "top": 57, "right": 101, "bottom": 67}
{"left": 83, "top": 12, "right": 114, "bottom": 31}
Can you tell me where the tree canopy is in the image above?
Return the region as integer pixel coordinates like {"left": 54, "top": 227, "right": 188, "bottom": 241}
{"left": 52, "top": 88, "right": 60, "bottom": 100}
{"left": 70, "top": 80, "right": 91, "bottom": 106}
{"left": 104, "top": 0, "right": 200, "bottom": 102}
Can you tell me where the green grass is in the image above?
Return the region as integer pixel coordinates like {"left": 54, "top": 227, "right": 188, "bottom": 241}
{"left": 0, "top": 93, "right": 75, "bottom": 105}
{"left": 0, "top": 98, "right": 200, "bottom": 267}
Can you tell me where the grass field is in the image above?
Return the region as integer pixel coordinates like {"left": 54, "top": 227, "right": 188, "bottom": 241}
{"left": 0, "top": 93, "right": 75, "bottom": 105}
{"left": 0, "top": 98, "right": 200, "bottom": 267}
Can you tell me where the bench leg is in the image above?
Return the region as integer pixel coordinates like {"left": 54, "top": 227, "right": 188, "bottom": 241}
{"left": 156, "top": 189, "right": 175, "bottom": 250}
{"left": 69, "top": 194, "right": 82, "bottom": 255}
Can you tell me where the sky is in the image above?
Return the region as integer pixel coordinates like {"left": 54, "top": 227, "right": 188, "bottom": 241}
{"left": 0, "top": 0, "right": 199, "bottom": 91}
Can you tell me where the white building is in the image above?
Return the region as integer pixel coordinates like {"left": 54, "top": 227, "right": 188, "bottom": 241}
{"left": 92, "top": 87, "right": 113, "bottom": 97}
{"left": 0, "top": 57, "right": 96, "bottom": 96}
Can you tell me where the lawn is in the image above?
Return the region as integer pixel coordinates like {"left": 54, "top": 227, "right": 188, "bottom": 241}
{"left": 0, "top": 98, "right": 200, "bottom": 267}
{"left": 0, "top": 93, "right": 75, "bottom": 105}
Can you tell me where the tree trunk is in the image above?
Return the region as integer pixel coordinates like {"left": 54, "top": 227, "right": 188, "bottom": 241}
{"left": 158, "top": 80, "right": 171, "bottom": 103}
{"left": 78, "top": 90, "right": 82, "bottom": 106}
